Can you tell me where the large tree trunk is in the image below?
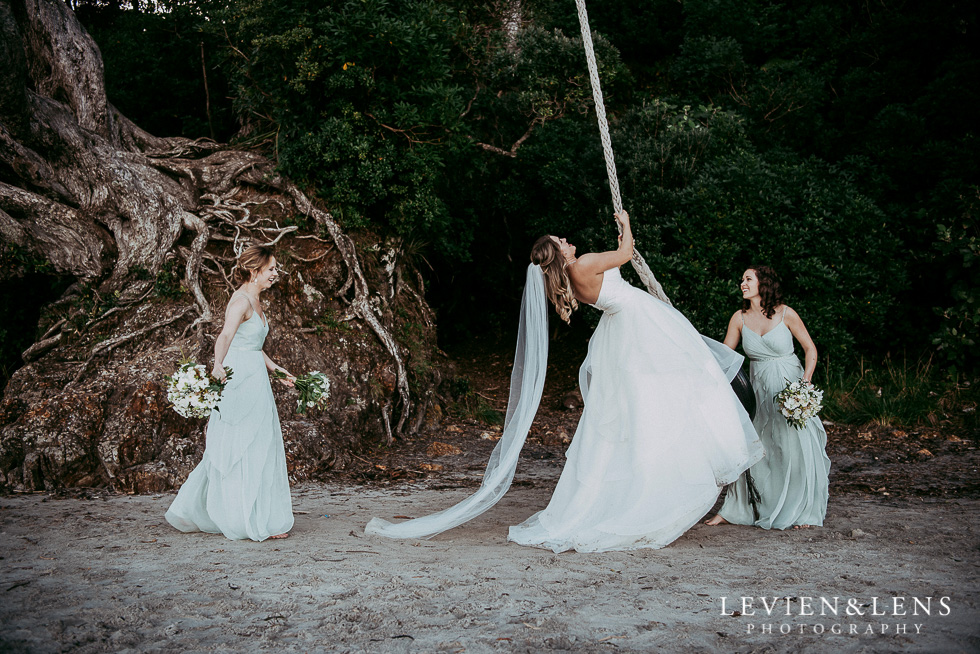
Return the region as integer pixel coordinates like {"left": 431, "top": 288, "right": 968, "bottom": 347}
{"left": 0, "top": 0, "right": 436, "bottom": 492}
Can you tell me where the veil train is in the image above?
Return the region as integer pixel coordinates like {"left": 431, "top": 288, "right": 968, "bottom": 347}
{"left": 364, "top": 264, "right": 752, "bottom": 540}
{"left": 365, "top": 264, "right": 549, "bottom": 539}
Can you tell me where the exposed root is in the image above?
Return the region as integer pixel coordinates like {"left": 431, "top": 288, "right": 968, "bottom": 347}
{"left": 290, "top": 245, "right": 334, "bottom": 263}
{"left": 39, "top": 318, "right": 67, "bottom": 341}
{"left": 257, "top": 225, "right": 298, "bottom": 246}
{"left": 203, "top": 252, "right": 236, "bottom": 294}
{"left": 82, "top": 285, "right": 154, "bottom": 331}
{"left": 69, "top": 307, "right": 195, "bottom": 385}
{"left": 279, "top": 180, "right": 413, "bottom": 438}
{"left": 179, "top": 212, "right": 214, "bottom": 323}
{"left": 381, "top": 401, "right": 394, "bottom": 446}
{"left": 144, "top": 137, "right": 222, "bottom": 159}
{"left": 22, "top": 332, "right": 62, "bottom": 362}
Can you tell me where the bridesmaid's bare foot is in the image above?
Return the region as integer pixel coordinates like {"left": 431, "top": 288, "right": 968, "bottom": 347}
{"left": 704, "top": 515, "right": 728, "bottom": 526}
{"left": 270, "top": 532, "right": 290, "bottom": 539}
{"left": 793, "top": 524, "right": 811, "bottom": 530}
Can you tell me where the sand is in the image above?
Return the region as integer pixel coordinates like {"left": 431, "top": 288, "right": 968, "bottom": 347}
{"left": 1, "top": 465, "right": 978, "bottom": 654}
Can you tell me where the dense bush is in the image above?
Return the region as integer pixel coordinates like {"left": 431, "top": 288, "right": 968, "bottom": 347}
{"left": 74, "top": 0, "right": 236, "bottom": 140}
{"left": 508, "top": 101, "right": 905, "bottom": 367}
{"left": 68, "top": 0, "right": 978, "bottom": 375}
{"left": 932, "top": 188, "right": 980, "bottom": 373}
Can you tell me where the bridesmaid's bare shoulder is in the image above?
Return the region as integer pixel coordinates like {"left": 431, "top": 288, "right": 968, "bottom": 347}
{"left": 781, "top": 305, "right": 807, "bottom": 327}
{"left": 225, "top": 293, "right": 252, "bottom": 321}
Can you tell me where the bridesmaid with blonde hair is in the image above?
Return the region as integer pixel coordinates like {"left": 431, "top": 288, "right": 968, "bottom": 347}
{"left": 166, "top": 244, "right": 296, "bottom": 541}
{"left": 706, "top": 265, "right": 831, "bottom": 529}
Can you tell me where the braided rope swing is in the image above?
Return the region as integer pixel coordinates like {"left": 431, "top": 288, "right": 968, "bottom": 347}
{"left": 573, "top": 0, "right": 672, "bottom": 305}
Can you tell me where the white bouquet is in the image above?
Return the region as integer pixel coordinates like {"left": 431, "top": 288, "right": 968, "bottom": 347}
{"left": 276, "top": 370, "right": 331, "bottom": 414}
{"left": 774, "top": 378, "right": 823, "bottom": 429}
{"left": 165, "top": 361, "right": 232, "bottom": 419}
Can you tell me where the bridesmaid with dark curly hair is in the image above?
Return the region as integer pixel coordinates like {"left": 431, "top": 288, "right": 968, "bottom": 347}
{"left": 706, "top": 265, "right": 831, "bottom": 529}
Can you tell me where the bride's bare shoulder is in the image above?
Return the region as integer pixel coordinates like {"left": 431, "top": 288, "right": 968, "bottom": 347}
{"left": 572, "top": 252, "right": 618, "bottom": 277}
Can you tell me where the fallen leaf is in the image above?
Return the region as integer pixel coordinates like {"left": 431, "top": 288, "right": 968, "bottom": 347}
{"left": 427, "top": 442, "right": 462, "bottom": 457}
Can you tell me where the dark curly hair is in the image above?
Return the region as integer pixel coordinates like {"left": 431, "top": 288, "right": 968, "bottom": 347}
{"left": 742, "top": 265, "right": 783, "bottom": 319}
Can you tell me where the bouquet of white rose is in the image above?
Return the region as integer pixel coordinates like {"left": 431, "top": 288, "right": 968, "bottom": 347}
{"left": 275, "top": 370, "right": 331, "bottom": 414}
{"left": 774, "top": 378, "right": 823, "bottom": 429}
{"left": 165, "top": 361, "right": 232, "bottom": 419}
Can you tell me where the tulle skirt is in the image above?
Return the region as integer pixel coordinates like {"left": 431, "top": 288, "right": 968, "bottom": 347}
{"left": 165, "top": 349, "right": 293, "bottom": 541}
{"left": 508, "top": 289, "right": 762, "bottom": 552}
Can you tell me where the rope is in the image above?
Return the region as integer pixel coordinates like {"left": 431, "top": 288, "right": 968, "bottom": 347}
{"left": 573, "top": 0, "right": 672, "bottom": 305}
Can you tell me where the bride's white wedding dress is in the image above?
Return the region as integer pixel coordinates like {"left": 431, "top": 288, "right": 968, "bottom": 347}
{"left": 508, "top": 268, "right": 762, "bottom": 551}
{"left": 366, "top": 265, "right": 762, "bottom": 552}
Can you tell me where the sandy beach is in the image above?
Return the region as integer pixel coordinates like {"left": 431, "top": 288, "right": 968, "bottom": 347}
{"left": 2, "top": 465, "right": 978, "bottom": 653}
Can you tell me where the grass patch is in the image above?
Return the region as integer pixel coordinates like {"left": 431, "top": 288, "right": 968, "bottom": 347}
{"left": 821, "top": 355, "right": 977, "bottom": 429}
{"left": 443, "top": 375, "right": 503, "bottom": 426}
{"left": 314, "top": 309, "right": 354, "bottom": 333}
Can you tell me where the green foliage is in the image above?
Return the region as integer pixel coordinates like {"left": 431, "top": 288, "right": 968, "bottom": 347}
{"left": 527, "top": 0, "right": 684, "bottom": 90}
{"left": 75, "top": 0, "right": 236, "bottom": 139}
{"left": 214, "top": 0, "right": 469, "bottom": 255}
{"left": 0, "top": 243, "right": 56, "bottom": 276}
{"left": 932, "top": 189, "right": 980, "bottom": 373}
{"left": 314, "top": 309, "right": 353, "bottom": 334}
{"left": 76, "top": 0, "right": 979, "bottom": 375}
{"left": 154, "top": 259, "right": 185, "bottom": 300}
{"left": 510, "top": 100, "right": 905, "bottom": 366}
{"left": 71, "top": 284, "right": 120, "bottom": 323}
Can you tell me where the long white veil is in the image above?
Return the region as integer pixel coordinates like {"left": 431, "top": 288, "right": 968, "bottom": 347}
{"left": 365, "top": 264, "right": 549, "bottom": 539}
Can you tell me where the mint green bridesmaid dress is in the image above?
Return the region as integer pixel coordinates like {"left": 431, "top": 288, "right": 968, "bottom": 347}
{"left": 718, "top": 309, "right": 831, "bottom": 529}
{"left": 166, "top": 304, "right": 294, "bottom": 541}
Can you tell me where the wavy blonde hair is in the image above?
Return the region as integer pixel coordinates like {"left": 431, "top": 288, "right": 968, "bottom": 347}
{"left": 234, "top": 244, "right": 275, "bottom": 284}
{"left": 531, "top": 235, "right": 578, "bottom": 324}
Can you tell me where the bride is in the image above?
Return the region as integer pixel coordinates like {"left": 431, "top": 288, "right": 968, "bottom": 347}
{"left": 367, "top": 212, "right": 763, "bottom": 552}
